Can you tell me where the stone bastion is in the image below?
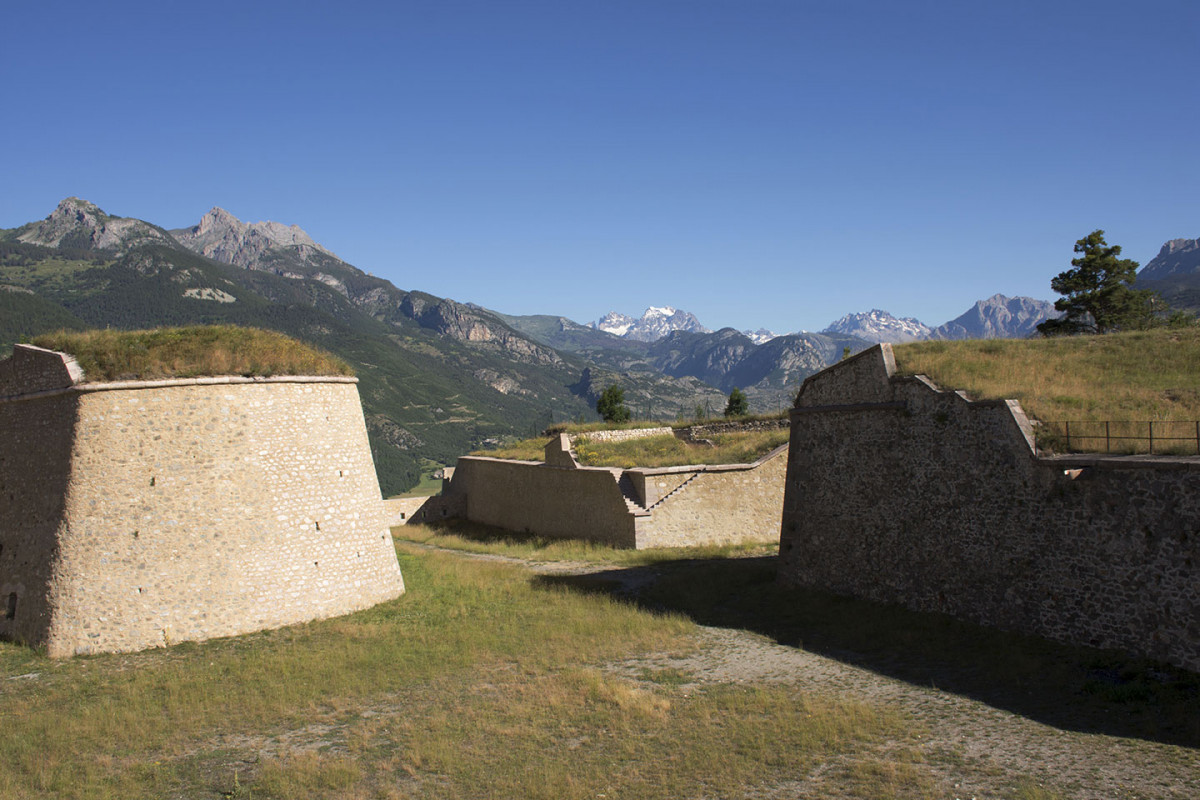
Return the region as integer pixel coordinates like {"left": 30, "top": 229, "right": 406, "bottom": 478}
{"left": 780, "top": 343, "right": 1200, "bottom": 673}
{"left": 0, "top": 344, "right": 405, "bottom": 657}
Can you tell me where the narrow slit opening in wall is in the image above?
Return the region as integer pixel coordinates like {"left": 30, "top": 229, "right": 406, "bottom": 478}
{"left": 5, "top": 593, "right": 16, "bottom": 621}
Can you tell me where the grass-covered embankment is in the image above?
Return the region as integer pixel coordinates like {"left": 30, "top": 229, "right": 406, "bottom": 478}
{"left": 893, "top": 329, "right": 1200, "bottom": 453}
{"left": 31, "top": 325, "right": 353, "bottom": 381}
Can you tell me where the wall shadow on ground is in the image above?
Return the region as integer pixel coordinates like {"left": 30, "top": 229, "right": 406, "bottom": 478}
{"left": 532, "top": 554, "right": 1200, "bottom": 749}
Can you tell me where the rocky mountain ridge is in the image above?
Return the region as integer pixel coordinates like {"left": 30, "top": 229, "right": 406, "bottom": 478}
{"left": 934, "top": 294, "right": 1058, "bottom": 340}
{"left": 170, "top": 207, "right": 338, "bottom": 278}
{"left": 1138, "top": 237, "right": 1200, "bottom": 281}
{"left": 12, "top": 197, "right": 176, "bottom": 253}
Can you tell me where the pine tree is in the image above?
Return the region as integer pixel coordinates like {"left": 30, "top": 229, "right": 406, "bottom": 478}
{"left": 724, "top": 386, "right": 749, "bottom": 418}
{"left": 1038, "top": 230, "right": 1158, "bottom": 335}
{"left": 596, "top": 384, "right": 631, "bottom": 422}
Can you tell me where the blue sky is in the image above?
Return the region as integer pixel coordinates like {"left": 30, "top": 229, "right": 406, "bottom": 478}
{"left": 2, "top": 1, "right": 1197, "bottom": 334}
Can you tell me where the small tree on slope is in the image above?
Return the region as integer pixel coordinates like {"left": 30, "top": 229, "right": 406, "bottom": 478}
{"left": 1038, "top": 229, "right": 1158, "bottom": 335}
{"left": 724, "top": 386, "right": 749, "bottom": 418}
{"left": 597, "top": 384, "right": 631, "bottom": 423}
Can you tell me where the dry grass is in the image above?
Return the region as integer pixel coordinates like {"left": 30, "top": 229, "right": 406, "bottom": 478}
{"left": 475, "top": 429, "right": 789, "bottom": 468}
{"left": 31, "top": 325, "right": 353, "bottom": 382}
{"left": 0, "top": 541, "right": 924, "bottom": 800}
{"left": 399, "top": 519, "right": 780, "bottom": 565}
{"left": 893, "top": 329, "right": 1200, "bottom": 453}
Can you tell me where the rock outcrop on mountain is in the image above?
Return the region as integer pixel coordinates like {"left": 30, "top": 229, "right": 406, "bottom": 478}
{"left": 592, "top": 306, "right": 710, "bottom": 342}
{"left": 822, "top": 309, "right": 933, "bottom": 344}
{"left": 931, "top": 294, "right": 1058, "bottom": 340}
{"left": 1138, "top": 237, "right": 1200, "bottom": 280}
{"left": 13, "top": 197, "right": 176, "bottom": 253}
{"left": 171, "top": 207, "right": 338, "bottom": 277}
{"left": 1134, "top": 237, "right": 1200, "bottom": 314}
{"left": 399, "top": 293, "right": 563, "bottom": 366}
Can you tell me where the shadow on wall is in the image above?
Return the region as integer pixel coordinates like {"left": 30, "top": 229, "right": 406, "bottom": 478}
{"left": 533, "top": 554, "right": 1200, "bottom": 749}
{"left": 0, "top": 392, "right": 78, "bottom": 649}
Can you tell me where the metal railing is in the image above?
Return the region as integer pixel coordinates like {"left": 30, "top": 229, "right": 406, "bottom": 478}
{"left": 1038, "top": 420, "right": 1200, "bottom": 455}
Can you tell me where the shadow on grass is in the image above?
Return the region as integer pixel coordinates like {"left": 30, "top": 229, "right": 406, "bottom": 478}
{"left": 533, "top": 554, "right": 1200, "bottom": 749}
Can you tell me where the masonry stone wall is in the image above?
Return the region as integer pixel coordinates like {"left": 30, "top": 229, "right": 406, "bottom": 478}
{"left": 442, "top": 445, "right": 786, "bottom": 550}
{"left": 570, "top": 427, "right": 673, "bottom": 445}
{"left": 779, "top": 344, "right": 1200, "bottom": 672}
{"left": 383, "top": 496, "right": 434, "bottom": 526}
{"left": 627, "top": 449, "right": 788, "bottom": 548}
{"left": 445, "top": 457, "right": 640, "bottom": 547}
{"left": 0, "top": 346, "right": 405, "bottom": 657}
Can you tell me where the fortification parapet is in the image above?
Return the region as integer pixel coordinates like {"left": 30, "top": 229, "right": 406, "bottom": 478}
{"left": 0, "top": 344, "right": 85, "bottom": 398}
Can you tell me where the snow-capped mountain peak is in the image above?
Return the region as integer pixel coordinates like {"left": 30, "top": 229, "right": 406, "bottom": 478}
{"left": 821, "top": 309, "right": 933, "bottom": 344}
{"left": 593, "top": 311, "right": 636, "bottom": 337}
{"left": 741, "top": 328, "right": 779, "bottom": 344}
{"left": 591, "top": 306, "right": 710, "bottom": 342}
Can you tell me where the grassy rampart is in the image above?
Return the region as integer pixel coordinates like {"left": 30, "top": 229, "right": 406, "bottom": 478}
{"left": 475, "top": 427, "right": 788, "bottom": 468}
{"left": 893, "top": 330, "right": 1200, "bottom": 453}
{"left": 31, "top": 325, "right": 353, "bottom": 381}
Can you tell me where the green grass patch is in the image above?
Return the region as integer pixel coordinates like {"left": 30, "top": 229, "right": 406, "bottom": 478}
{"left": 399, "top": 520, "right": 779, "bottom": 565}
{"left": 31, "top": 325, "right": 353, "bottom": 381}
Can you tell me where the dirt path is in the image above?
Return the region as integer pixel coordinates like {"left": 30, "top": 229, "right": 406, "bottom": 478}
{"left": 413, "top": 542, "right": 1200, "bottom": 800}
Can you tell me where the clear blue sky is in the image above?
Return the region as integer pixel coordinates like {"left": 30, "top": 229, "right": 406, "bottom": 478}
{"left": 2, "top": 0, "right": 1197, "bottom": 334}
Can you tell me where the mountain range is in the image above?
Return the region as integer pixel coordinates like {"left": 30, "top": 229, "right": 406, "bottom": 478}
{"left": 4, "top": 197, "right": 1195, "bottom": 492}
{"left": 594, "top": 294, "right": 1059, "bottom": 347}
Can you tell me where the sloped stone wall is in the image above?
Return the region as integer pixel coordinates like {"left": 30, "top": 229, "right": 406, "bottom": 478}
{"left": 0, "top": 349, "right": 405, "bottom": 657}
{"left": 780, "top": 344, "right": 1200, "bottom": 672}
{"left": 445, "top": 457, "right": 640, "bottom": 547}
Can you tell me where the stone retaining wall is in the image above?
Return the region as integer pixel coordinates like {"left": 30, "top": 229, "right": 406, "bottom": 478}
{"left": 441, "top": 444, "right": 786, "bottom": 549}
{"left": 569, "top": 427, "right": 674, "bottom": 445}
{"left": 444, "top": 457, "right": 642, "bottom": 547}
{"left": 779, "top": 344, "right": 1200, "bottom": 672}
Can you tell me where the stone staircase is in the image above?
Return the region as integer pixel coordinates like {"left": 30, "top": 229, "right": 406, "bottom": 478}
{"left": 615, "top": 472, "right": 651, "bottom": 517}
{"left": 647, "top": 472, "right": 700, "bottom": 510}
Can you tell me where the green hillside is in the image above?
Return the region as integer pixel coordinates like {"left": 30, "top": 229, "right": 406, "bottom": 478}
{"left": 0, "top": 234, "right": 726, "bottom": 493}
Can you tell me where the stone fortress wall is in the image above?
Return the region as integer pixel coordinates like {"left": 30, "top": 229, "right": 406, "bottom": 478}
{"left": 779, "top": 344, "right": 1200, "bottom": 672}
{"left": 0, "top": 345, "right": 405, "bottom": 657}
{"left": 440, "top": 432, "right": 786, "bottom": 549}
